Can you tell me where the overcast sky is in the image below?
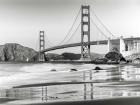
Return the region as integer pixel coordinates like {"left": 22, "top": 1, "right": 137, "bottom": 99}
{"left": 0, "top": 0, "right": 140, "bottom": 54}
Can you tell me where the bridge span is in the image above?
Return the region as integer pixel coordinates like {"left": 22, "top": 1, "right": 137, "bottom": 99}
{"left": 40, "top": 40, "right": 108, "bottom": 53}
{"left": 40, "top": 37, "right": 140, "bottom": 58}
{"left": 40, "top": 39, "right": 120, "bottom": 53}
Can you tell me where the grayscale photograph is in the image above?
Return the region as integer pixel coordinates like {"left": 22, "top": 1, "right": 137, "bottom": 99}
{"left": 0, "top": 0, "right": 140, "bottom": 105}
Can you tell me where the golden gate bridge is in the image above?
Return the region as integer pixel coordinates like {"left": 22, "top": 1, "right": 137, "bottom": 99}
{"left": 38, "top": 5, "right": 140, "bottom": 61}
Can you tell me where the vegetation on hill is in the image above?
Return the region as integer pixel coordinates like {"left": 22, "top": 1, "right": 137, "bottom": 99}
{"left": 104, "top": 47, "right": 125, "bottom": 63}
{"left": 62, "top": 53, "right": 81, "bottom": 60}
{"left": 46, "top": 52, "right": 104, "bottom": 61}
{"left": 92, "top": 47, "right": 126, "bottom": 64}
{"left": 105, "top": 51, "right": 123, "bottom": 62}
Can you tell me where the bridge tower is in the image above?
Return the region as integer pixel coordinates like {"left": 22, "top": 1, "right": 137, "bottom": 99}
{"left": 81, "top": 5, "right": 91, "bottom": 60}
{"left": 39, "top": 30, "right": 45, "bottom": 61}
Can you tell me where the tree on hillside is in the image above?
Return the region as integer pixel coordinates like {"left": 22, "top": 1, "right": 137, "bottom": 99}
{"left": 105, "top": 51, "right": 123, "bottom": 62}
{"left": 62, "top": 52, "right": 80, "bottom": 60}
{"left": 111, "top": 47, "right": 119, "bottom": 52}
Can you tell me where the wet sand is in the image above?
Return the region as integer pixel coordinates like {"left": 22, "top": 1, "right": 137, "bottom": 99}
{"left": 0, "top": 98, "right": 16, "bottom": 103}
{"left": 13, "top": 81, "right": 105, "bottom": 88}
{"left": 23, "top": 97, "right": 140, "bottom": 105}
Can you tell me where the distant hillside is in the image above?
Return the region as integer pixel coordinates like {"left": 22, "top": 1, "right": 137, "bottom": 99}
{"left": 90, "top": 53, "right": 105, "bottom": 60}
{"left": 46, "top": 52, "right": 104, "bottom": 60}
{"left": 0, "top": 43, "right": 37, "bottom": 62}
{"left": 45, "top": 53, "right": 62, "bottom": 60}
{"left": 46, "top": 53, "right": 59, "bottom": 59}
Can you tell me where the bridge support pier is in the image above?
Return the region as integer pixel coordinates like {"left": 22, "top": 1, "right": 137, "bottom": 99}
{"left": 80, "top": 5, "right": 91, "bottom": 61}
{"left": 120, "top": 36, "right": 125, "bottom": 54}
{"left": 38, "top": 52, "right": 45, "bottom": 62}
{"left": 107, "top": 37, "right": 112, "bottom": 52}
{"left": 39, "top": 31, "right": 45, "bottom": 61}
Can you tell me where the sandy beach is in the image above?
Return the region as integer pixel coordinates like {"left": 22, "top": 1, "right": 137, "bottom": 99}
{"left": 19, "top": 97, "right": 140, "bottom": 105}
{"left": 1, "top": 63, "right": 140, "bottom": 105}
{"left": 0, "top": 98, "right": 16, "bottom": 104}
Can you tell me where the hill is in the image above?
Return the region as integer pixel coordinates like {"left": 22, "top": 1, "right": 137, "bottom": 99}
{"left": 90, "top": 53, "right": 104, "bottom": 60}
{"left": 0, "top": 43, "right": 37, "bottom": 62}
{"left": 46, "top": 52, "right": 104, "bottom": 61}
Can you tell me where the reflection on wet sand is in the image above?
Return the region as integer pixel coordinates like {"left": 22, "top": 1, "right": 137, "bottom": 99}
{"left": 1, "top": 65, "right": 140, "bottom": 104}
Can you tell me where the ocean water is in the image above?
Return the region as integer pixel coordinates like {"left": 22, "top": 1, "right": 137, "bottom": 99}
{"left": 1, "top": 63, "right": 140, "bottom": 104}
{"left": 0, "top": 63, "right": 115, "bottom": 89}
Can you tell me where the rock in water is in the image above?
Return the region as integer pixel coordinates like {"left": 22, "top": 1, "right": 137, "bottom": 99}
{"left": 132, "top": 58, "right": 140, "bottom": 64}
{"left": 94, "top": 66, "right": 103, "bottom": 70}
{"left": 50, "top": 69, "right": 57, "bottom": 72}
{"left": 0, "top": 43, "right": 38, "bottom": 62}
{"left": 70, "top": 69, "right": 78, "bottom": 72}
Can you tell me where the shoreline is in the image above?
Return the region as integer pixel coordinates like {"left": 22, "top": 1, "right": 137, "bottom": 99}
{"left": 0, "top": 61, "right": 138, "bottom": 66}
{"left": 13, "top": 81, "right": 107, "bottom": 88}
{"left": 0, "top": 60, "right": 122, "bottom": 64}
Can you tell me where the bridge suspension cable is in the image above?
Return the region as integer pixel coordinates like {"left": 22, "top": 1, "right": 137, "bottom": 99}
{"left": 45, "top": 34, "right": 55, "bottom": 47}
{"left": 57, "top": 8, "right": 81, "bottom": 45}
{"left": 90, "top": 17, "right": 108, "bottom": 39}
{"left": 91, "top": 9, "right": 117, "bottom": 38}
{"left": 45, "top": 40, "right": 53, "bottom": 48}
{"left": 42, "top": 5, "right": 116, "bottom": 50}
{"left": 64, "top": 22, "right": 81, "bottom": 44}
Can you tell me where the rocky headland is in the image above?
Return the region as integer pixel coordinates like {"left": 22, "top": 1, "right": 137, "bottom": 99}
{"left": 0, "top": 43, "right": 38, "bottom": 62}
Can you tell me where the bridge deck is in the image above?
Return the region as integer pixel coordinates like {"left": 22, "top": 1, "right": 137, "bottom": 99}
{"left": 40, "top": 40, "right": 109, "bottom": 52}
{"left": 40, "top": 37, "right": 140, "bottom": 53}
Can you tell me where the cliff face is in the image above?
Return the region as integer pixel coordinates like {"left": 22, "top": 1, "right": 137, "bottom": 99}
{"left": 0, "top": 43, "right": 38, "bottom": 62}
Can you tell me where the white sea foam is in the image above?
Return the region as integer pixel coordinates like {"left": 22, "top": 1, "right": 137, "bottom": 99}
{"left": 0, "top": 63, "right": 116, "bottom": 88}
